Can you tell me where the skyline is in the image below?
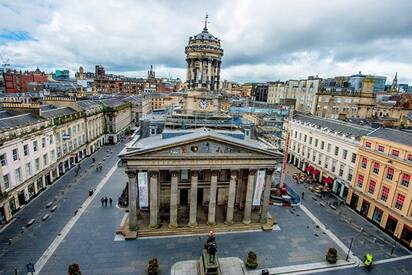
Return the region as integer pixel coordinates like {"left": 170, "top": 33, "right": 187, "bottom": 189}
{"left": 1, "top": 0, "right": 412, "bottom": 83}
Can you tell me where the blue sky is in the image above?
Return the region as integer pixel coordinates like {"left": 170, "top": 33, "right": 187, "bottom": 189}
{"left": 1, "top": 0, "right": 412, "bottom": 83}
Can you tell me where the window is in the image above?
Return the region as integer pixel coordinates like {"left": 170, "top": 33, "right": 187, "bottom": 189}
{"left": 35, "top": 158, "right": 40, "bottom": 171}
{"left": 332, "top": 160, "right": 337, "bottom": 173}
{"left": 361, "top": 157, "right": 368, "bottom": 169}
{"left": 394, "top": 194, "right": 405, "bottom": 210}
{"left": 13, "top": 149, "right": 18, "bottom": 161}
{"left": 315, "top": 139, "right": 318, "bottom": 147}
{"left": 365, "top": 142, "right": 371, "bottom": 148}
{"left": 357, "top": 175, "right": 364, "bottom": 188}
{"left": 294, "top": 131, "right": 297, "bottom": 138}
{"left": 42, "top": 137, "right": 46, "bottom": 148}
{"left": 339, "top": 164, "right": 344, "bottom": 177}
{"left": 309, "top": 137, "right": 312, "bottom": 145}
{"left": 378, "top": 145, "right": 385, "bottom": 152}
{"left": 304, "top": 135, "right": 307, "bottom": 142}
{"left": 312, "top": 152, "right": 316, "bottom": 162}
{"left": 3, "top": 174, "right": 9, "bottom": 189}
{"left": 368, "top": 180, "right": 376, "bottom": 194}
{"left": 373, "top": 162, "right": 380, "bottom": 174}
{"left": 401, "top": 174, "right": 410, "bottom": 187}
{"left": 0, "top": 153, "right": 6, "bottom": 167}
{"left": 33, "top": 140, "right": 38, "bottom": 152}
{"left": 324, "top": 157, "right": 329, "bottom": 169}
{"left": 43, "top": 154, "right": 48, "bottom": 166}
{"left": 334, "top": 146, "right": 339, "bottom": 156}
{"left": 327, "top": 143, "right": 331, "bottom": 152}
{"left": 386, "top": 167, "right": 394, "bottom": 181}
{"left": 351, "top": 153, "right": 357, "bottom": 163}
{"left": 25, "top": 162, "right": 31, "bottom": 177}
{"left": 391, "top": 150, "right": 399, "bottom": 157}
{"left": 23, "top": 144, "right": 29, "bottom": 156}
{"left": 380, "top": 186, "right": 389, "bottom": 202}
{"left": 348, "top": 169, "right": 353, "bottom": 182}
{"left": 321, "top": 141, "right": 325, "bottom": 150}
{"left": 51, "top": 150, "right": 55, "bottom": 161}
{"left": 342, "top": 149, "right": 347, "bottom": 159}
{"left": 15, "top": 168, "right": 22, "bottom": 183}
{"left": 407, "top": 154, "right": 412, "bottom": 161}
{"left": 49, "top": 135, "right": 53, "bottom": 144}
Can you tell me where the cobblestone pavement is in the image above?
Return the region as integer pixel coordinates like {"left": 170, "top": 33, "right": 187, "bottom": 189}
{"left": 0, "top": 141, "right": 126, "bottom": 274}
{"left": 284, "top": 164, "right": 411, "bottom": 261}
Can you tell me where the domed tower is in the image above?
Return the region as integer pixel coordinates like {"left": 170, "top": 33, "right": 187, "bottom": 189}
{"left": 185, "top": 14, "right": 224, "bottom": 92}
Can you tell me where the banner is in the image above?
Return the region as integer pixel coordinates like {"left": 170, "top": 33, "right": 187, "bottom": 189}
{"left": 252, "top": 170, "right": 266, "bottom": 206}
{"left": 138, "top": 172, "right": 149, "bottom": 208}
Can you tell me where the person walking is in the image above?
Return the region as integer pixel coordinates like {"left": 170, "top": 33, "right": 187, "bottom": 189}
{"left": 109, "top": 197, "right": 113, "bottom": 207}
{"left": 301, "top": 192, "right": 305, "bottom": 200}
{"left": 104, "top": 197, "right": 108, "bottom": 207}
{"left": 101, "top": 197, "right": 104, "bottom": 207}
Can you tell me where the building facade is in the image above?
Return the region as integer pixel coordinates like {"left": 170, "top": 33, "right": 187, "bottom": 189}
{"left": 288, "top": 114, "right": 372, "bottom": 199}
{"left": 346, "top": 128, "right": 412, "bottom": 248}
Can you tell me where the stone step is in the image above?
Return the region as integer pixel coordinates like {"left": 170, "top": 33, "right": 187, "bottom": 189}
{"left": 137, "top": 223, "right": 261, "bottom": 237}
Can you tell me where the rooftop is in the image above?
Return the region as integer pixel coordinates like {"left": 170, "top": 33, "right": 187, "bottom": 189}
{"left": 41, "top": 106, "right": 77, "bottom": 118}
{"left": 367, "top": 127, "right": 412, "bottom": 147}
{"left": 293, "top": 114, "right": 373, "bottom": 140}
{"left": 0, "top": 113, "right": 45, "bottom": 131}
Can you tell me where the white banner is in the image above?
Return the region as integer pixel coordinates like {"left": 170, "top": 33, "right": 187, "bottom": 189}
{"left": 252, "top": 170, "right": 266, "bottom": 206}
{"left": 138, "top": 172, "right": 149, "bottom": 208}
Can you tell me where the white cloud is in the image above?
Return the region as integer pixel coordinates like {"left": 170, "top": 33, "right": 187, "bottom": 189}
{"left": 0, "top": 0, "right": 411, "bottom": 83}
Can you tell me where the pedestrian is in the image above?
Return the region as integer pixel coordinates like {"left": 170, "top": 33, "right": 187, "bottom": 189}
{"left": 101, "top": 197, "right": 104, "bottom": 207}
{"left": 104, "top": 197, "right": 108, "bottom": 207}
{"left": 96, "top": 166, "right": 99, "bottom": 172}
{"left": 8, "top": 239, "right": 12, "bottom": 245}
{"left": 109, "top": 197, "right": 113, "bottom": 206}
{"left": 301, "top": 192, "right": 305, "bottom": 200}
{"left": 92, "top": 157, "right": 95, "bottom": 163}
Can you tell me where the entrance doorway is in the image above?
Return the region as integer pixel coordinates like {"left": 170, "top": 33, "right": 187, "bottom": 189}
{"left": 350, "top": 194, "right": 359, "bottom": 209}
{"left": 180, "top": 189, "right": 188, "bottom": 205}
{"left": 385, "top": 216, "right": 398, "bottom": 234}
{"left": 197, "top": 188, "right": 203, "bottom": 205}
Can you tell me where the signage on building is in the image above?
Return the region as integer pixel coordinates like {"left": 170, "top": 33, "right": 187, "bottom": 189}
{"left": 252, "top": 170, "right": 266, "bottom": 206}
{"left": 62, "top": 133, "right": 70, "bottom": 141}
{"left": 138, "top": 172, "right": 149, "bottom": 208}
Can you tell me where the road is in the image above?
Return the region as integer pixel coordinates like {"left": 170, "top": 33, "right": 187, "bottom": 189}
{"left": 0, "top": 141, "right": 126, "bottom": 274}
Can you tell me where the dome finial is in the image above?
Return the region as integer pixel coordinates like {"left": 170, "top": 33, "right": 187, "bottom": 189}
{"left": 203, "top": 13, "right": 209, "bottom": 32}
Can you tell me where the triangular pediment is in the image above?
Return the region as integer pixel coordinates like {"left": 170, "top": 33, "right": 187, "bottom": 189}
{"left": 122, "top": 133, "right": 282, "bottom": 160}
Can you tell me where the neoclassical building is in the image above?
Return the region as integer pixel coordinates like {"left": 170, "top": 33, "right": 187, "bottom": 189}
{"left": 119, "top": 18, "right": 282, "bottom": 237}
{"left": 119, "top": 128, "right": 281, "bottom": 236}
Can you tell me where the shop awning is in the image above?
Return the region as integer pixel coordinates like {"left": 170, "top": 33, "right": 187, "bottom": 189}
{"left": 305, "top": 165, "right": 314, "bottom": 172}
{"left": 323, "top": 177, "right": 334, "bottom": 184}
{"left": 312, "top": 169, "right": 320, "bottom": 176}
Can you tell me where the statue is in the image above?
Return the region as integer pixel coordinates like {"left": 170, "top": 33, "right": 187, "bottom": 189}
{"left": 200, "top": 230, "right": 221, "bottom": 274}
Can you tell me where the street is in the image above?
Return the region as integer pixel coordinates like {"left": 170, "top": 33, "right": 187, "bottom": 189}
{"left": 0, "top": 141, "right": 126, "bottom": 274}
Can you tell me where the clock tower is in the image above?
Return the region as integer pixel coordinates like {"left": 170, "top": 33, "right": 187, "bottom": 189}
{"left": 183, "top": 14, "right": 225, "bottom": 115}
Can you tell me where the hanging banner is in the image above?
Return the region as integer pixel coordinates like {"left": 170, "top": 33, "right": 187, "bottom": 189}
{"left": 138, "top": 172, "right": 149, "bottom": 208}
{"left": 252, "top": 170, "right": 266, "bottom": 206}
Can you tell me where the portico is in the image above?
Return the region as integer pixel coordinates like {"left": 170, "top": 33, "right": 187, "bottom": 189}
{"left": 119, "top": 128, "right": 282, "bottom": 236}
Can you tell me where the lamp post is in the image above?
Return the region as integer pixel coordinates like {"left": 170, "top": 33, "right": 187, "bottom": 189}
{"left": 346, "top": 237, "right": 354, "bottom": 261}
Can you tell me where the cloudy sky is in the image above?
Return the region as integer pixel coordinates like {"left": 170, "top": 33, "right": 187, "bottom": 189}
{"left": 1, "top": 0, "right": 412, "bottom": 83}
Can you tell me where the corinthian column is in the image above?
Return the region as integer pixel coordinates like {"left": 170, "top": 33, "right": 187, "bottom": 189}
{"left": 208, "top": 170, "right": 218, "bottom": 225}
{"left": 260, "top": 169, "right": 274, "bottom": 223}
{"left": 226, "top": 170, "right": 238, "bottom": 225}
{"left": 127, "top": 171, "right": 138, "bottom": 231}
{"left": 169, "top": 170, "right": 179, "bottom": 228}
{"left": 149, "top": 171, "right": 159, "bottom": 229}
{"left": 188, "top": 170, "right": 198, "bottom": 227}
{"left": 243, "top": 169, "right": 256, "bottom": 224}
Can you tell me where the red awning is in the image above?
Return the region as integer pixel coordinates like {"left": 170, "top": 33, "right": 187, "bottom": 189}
{"left": 323, "top": 177, "right": 334, "bottom": 184}
{"left": 311, "top": 169, "right": 320, "bottom": 176}
{"left": 306, "top": 165, "right": 314, "bottom": 172}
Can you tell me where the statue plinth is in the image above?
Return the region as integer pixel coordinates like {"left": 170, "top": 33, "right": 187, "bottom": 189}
{"left": 199, "top": 249, "right": 220, "bottom": 275}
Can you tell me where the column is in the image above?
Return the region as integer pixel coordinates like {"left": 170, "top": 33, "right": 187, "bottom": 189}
{"left": 149, "top": 171, "right": 159, "bottom": 229}
{"left": 235, "top": 170, "right": 243, "bottom": 207}
{"left": 186, "top": 60, "right": 191, "bottom": 83}
{"left": 189, "top": 170, "right": 198, "bottom": 227}
{"left": 127, "top": 171, "right": 138, "bottom": 231}
{"left": 243, "top": 169, "right": 256, "bottom": 224}
{"left": 3, "top": 201, "right": 12, "bottom": 222}
{"left": 208, "top": 170, "right": 218, "bottom": 225}
{"left": 207, "top": 60, "right": 212, "bottom": 85}
{"left": 169, "top": 170, "right": 179, "bottom": 228}
{"left": 226, "top": 170, "right": 238, "bottom": 225}
{"left": 260, "top": 169, "right": 274, "bottom": 223}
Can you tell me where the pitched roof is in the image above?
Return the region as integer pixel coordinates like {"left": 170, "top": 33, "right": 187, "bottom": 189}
{"left": 367, "top": 127, "right": 412, "bottom": 147}
{"left": 0, "top": 113, "right": 45, "bottom": 131}
{"left": 293, "top": 114, "right": 373, "bottom": 140}
{"left": 41, "top": 106, "right": 77, "bottom": 118}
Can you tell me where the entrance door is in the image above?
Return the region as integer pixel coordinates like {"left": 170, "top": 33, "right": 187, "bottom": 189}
{"left": 385, "top": 216, "right": 398, "bottom": 234}
{"left": 197, "top": 188, "right": 203, "bottom": 205}
{"left": 180, "top": 189, "right": 188, "bottom": 205}
{"left": 350, "top": 194, "right": 359, "bottom": 209}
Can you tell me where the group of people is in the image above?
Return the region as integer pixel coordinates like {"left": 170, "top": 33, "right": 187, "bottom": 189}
{"left": 101, "top": 197, "right": 113, "bottom": 207}
{"left": 96, "top": 163, "right": 103, "bottom": 172}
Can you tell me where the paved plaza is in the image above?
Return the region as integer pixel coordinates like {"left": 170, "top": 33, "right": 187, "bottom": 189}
{"left": 1, "top": 147, "right": 411, "bottom": 274}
